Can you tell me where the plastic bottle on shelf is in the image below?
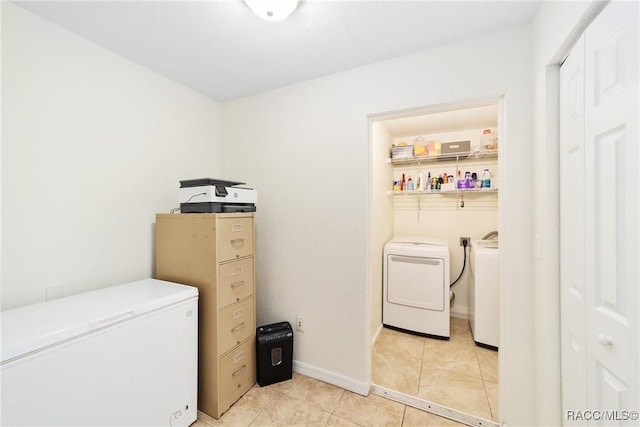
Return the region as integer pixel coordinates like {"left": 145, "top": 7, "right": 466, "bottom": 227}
{"left": 417, "top": 171, "right": 423, "bottom": 191}
{"left": 481, "top": 129, "right": 495, "bottom": 150}
{"left": 407, "top": 176, "right": 414, "bottom": 191}
{"left": 481, "top": 169, "right": 491, "bottom": 188}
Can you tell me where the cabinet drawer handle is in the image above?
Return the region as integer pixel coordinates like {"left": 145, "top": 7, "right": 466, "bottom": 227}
{"left": 231, "top": 322, "right": 246, "bottom": 333}
{"left": 232, "top": 364, "right": 247, "bottom": 376}
{"left": 230, "top": 280, "right": 245, "bottom": 288}
{"left": 597, "top": 334, "right": 614, "bottom": 347}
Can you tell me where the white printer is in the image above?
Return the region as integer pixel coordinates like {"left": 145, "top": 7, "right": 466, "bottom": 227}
{"left": 179, "top": 178, "right": 257, "bottom": 213}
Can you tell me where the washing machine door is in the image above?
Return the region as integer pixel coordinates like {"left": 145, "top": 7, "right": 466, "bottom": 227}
{"left": 386, "top": 254, "right": 445, "bottom": 311}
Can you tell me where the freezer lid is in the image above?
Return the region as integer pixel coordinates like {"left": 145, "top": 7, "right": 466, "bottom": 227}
{"left": 1, "top": 279, "right": 198, "bottom": 364}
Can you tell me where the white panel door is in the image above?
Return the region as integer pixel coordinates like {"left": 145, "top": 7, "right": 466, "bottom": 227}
{"left": 584, "top": 1, "right": 638, "bottom": 420}
{"left": 560, "top": 34, "right": 588, "bottom": 420}
{"left": 560, "top": 2, "right": 639, "bottom": 425}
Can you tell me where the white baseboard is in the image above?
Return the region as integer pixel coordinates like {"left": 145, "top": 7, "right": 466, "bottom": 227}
{"left": 371, "top": 323, "right": 383, "bottom": 345}
{"left": 450, "top": 309, "right": 470, "bottom": 320}
{"left": 293, "top": 360, "right": 370, "bottom": 396}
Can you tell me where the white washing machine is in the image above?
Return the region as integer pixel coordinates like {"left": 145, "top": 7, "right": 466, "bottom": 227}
{"left": 383, "top": 236, "right": 450, "bottom": 338}
{"left": 470, "top": 240, "right": 500, "bottom": 349}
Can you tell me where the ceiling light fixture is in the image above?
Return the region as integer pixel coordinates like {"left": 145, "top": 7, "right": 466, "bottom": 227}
{"left": 243, "top": 0, "right": 301, "bottom": 22}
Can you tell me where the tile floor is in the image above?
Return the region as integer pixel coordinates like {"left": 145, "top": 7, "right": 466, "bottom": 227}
{"left": 372, "top": 317, "right": 498, "bottom": 422}
{"left": 193, "top": 373, "right": 465, "bottom": 427}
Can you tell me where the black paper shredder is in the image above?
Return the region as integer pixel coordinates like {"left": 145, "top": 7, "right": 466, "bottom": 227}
{"left": 256, "top": 321, "right": 293, "bottom": 386}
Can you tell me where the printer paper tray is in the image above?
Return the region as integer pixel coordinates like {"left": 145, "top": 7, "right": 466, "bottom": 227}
{"left": 180, "top": 202, "right": 256, "bottom": 214}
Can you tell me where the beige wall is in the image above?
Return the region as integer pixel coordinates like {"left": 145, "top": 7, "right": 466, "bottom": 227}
{"left": 222, "top": 24, "right": 535, "bottom": 423}
{"left": 369, "top": 121, "right": 394, "bottom": 343}
{"left": 1, "top": 3, "right": 222, "bottom": 309}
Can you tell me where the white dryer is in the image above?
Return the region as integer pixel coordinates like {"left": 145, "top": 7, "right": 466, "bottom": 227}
{"left": 383, "top": 237, "right": 450, "bottom": 338}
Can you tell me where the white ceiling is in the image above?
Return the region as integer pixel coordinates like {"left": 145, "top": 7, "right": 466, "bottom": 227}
{"left": 14, "top": 0, "right": 542, "bottom": 103}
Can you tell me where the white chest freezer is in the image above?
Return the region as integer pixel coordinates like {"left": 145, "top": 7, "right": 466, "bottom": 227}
{"left": 1, "top": 278, "right": 198, "bottom": 427}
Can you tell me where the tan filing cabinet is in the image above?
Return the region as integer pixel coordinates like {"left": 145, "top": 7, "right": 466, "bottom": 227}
{"left": 155, "top": 213, "right": 256, "bottom": 419}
